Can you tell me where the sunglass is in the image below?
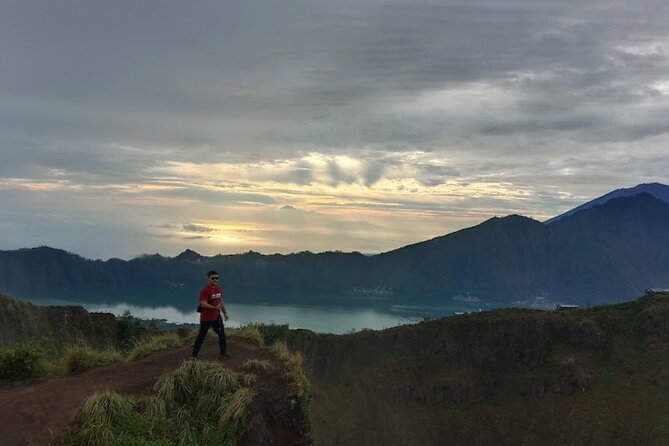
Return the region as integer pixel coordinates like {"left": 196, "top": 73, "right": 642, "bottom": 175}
{"left": 210, "top": 277, "right": 219, "bottom": 280}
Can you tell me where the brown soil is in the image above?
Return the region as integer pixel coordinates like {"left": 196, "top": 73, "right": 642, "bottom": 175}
{"left": 0, "top": 337, "right": 305, "bottom": 446}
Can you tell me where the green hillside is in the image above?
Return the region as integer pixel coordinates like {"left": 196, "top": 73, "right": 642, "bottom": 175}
{"left": 286, "top": 291, "right": 669, "bottom": 445}
{"left": 0, "top": 292, "right": 117, "bottom": 353}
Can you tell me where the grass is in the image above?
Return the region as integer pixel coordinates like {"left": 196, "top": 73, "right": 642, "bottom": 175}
{"left": 223, "top": 324, "right": 265, "bottom": 347}
{"left": 125, "top": 332, "right": 183, "bottom": 361}
{"left": 270, "top": 341, "right": 311, "bottom": 419}
{"left": 0, "top": 330, "right": 191, "bottom": 382}
{"left": 242, "top": 358, "right": 272, "bottom": 373}
{"left": 61, "top": 346, "right": 124, "bottom": 374}
{"left": 301, "top": 295, "right": 669, "bottom": 446}
{"left": 60, "top": 360, "right": 254, "bottom": 446}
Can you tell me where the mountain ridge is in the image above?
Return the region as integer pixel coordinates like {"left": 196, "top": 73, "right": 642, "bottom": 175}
{"left": 545, "top": 182, "right": 669, "bottom": 224}
{"left": 2, "top": 187, "right": 669, "bottom": 308}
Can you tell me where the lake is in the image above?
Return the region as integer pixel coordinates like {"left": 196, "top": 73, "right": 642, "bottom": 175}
{"left": 82, "top": 301, "right": 428, "bottom": 334}
{"left": 30, "top": 290, "right": 491, "bottom": 334}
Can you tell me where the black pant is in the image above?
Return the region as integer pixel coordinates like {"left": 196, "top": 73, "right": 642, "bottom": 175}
{"left": 192, "top": 317, "right": 226, "bottom": 358}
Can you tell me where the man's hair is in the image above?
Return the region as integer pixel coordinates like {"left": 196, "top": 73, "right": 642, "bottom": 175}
{"left": 207, "top": 270, "right": 218, "bottom": 277}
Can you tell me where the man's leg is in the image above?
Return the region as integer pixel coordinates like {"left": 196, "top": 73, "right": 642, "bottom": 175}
{"left": 191, "top": 321, "right": 212, "bottom": 358}
{"left": 212, "top": 317, "right": 228, "bottom": 358}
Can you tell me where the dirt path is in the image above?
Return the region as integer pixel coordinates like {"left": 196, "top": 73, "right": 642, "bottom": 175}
{"left": 0, "top": 337, "right": 294, "bottom": 446}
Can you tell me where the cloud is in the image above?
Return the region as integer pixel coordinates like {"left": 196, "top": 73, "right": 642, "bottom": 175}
{"left": 150, "top": 224, "right": 179, "bottom": 229}
{"left": 183, "top": 224, "right": 214, "bottom": 233}
{"left": 2, "top": 0, "right": 669, "bottom": 258}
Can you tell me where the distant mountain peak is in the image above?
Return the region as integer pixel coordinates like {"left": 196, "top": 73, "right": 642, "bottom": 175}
{"left": 477, "top": 214, "right": 544, "bottom": 231}
{"left": 175, "top": 249, "right": 203, "bottom": 261}
{"left": 545, "top": 182, "right": 669, "bottom": 224}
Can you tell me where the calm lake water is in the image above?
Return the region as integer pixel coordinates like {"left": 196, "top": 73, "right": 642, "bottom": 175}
{"left": 82, "top": 301, "right": 427, "bottom": 334}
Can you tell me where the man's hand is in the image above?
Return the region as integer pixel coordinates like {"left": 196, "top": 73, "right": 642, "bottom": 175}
{"left": 223, "top": 313, "right": 229, "bottom": 321}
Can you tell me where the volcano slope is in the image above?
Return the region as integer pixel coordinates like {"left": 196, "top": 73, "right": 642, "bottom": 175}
{"left": 287, "top": 291, "right": 669, "bottom": 446}
{"left": 0, "top": 337, "right": 309, "bottom": 446}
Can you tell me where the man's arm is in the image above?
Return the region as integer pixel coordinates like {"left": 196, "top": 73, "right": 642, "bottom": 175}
{"left": 220, "top": 303, "right": 229, "bottom": 321}
{"left": 200, "top": 300, "right": 219, "bottom": 310}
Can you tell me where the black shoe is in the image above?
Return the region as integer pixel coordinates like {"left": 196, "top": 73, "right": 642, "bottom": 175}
{"left": 220, "top": 354, "right": 232, "bottom": 360}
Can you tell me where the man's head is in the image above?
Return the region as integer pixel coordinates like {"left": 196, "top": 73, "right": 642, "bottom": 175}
{"left": 207, "top": 270, "right": 219, "bottom": 284}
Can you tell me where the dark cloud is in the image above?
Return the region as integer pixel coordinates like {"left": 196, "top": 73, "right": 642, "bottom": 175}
{"left": 2, "top": 0, "right": 669, "bottom": 258}
{"left": 2, "top": 0, "right": 668, "bottom": 154}
{"left": 327, "top": 160, "right": 356, "bottom": 186}
{"left": 362, "top": 161, "right": 387, "bottom": 187}
{"left": 150, "top": 224, "right": 179, "bottom": 229}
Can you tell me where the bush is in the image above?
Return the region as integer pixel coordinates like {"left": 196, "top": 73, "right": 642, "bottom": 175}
{"left": 0, "top": 340, "right": 52, "bottom": 381}
{"left": 256, "top": 323, "right": 290, "bottom": 346}
{"left": 116, "top": 310, "right": 148, "bottom": 349}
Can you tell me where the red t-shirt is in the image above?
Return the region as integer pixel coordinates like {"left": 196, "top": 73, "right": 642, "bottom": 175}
{"left": 199, "top": 284, "right": 223, "bottom": 322}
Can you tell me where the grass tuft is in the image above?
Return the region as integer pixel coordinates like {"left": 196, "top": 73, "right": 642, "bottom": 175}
{"left": 126, "top": 332, "right": 182, "bottom": 361}
{"left": 61, "top": 346, "right": 124, "bottom": 374}
{"left": 242, "top": 358, "right": 271, "bottom": 373}
{"left": 226, "top": 325, "right": 265, "bottom": 347}
{"left": 62, "top": 359, "right": 252, "bottom": 445}
{"left": 270, "top": 341, "right": 311, "bottom": 418}
{"left": 79, "top": 391, "right": 133, "bottom": 425}
{"left": 218, "top": 387, "right": 256, "bottom": 427}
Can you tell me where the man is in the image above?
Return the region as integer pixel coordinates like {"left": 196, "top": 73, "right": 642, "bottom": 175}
{"left": 191, "top": 270, "right": 231, "bottom": 360}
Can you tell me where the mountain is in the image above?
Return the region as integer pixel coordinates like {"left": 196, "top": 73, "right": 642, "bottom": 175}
{"left": 1, "top": 190, "right": 669, "bottom": 308}
{"left": 545, "top": 182, "right": 669, "bottom": 224}
{"left": 371, "top": 192, "right": 669, "bottom": 303}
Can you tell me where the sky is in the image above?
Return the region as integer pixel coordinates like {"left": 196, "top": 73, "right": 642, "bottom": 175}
{"left": 1, "top": 0, "right": 669, "bottom": 260}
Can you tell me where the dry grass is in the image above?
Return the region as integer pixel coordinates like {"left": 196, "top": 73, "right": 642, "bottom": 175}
{"left": 61, "top": 346, "right": 124, "bottom": 374}
{"left": 242, "top": 358, "right": 272, "bottom": 372}
{"left": 62, "top": 360, "right": 255, "bottom": 445}
{"left": 126, "top": 332, "right": 182, "bottom": 361}
{"left": 270, "top": 341, "right": 311, "bottom": 417}
{"left": 226, "top": 325, "right": 265, "bottom": 347}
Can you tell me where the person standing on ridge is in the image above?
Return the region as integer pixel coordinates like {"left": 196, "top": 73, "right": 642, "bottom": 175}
{"left": 192, "top": 270, "right": 231, "bottom": 360}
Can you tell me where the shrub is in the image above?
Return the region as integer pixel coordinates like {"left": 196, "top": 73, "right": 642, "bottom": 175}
{"left": 116, "top": 310, "right": 147, "bottom": 349}
{"left": 256, "top": 323, "right": 290, "bottom": 346}
{"left": 0, "top": 340, "right": 52, "bottom": 380}
{"left": 61, "top": 346, "right": 124, "bottom": 374}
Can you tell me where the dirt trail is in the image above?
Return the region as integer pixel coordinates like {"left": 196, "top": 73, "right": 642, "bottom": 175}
{"left": 0, "top": 338, "right": 295, "bottom": 446}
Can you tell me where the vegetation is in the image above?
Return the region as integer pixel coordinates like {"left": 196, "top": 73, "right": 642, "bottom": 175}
{"left": 255, "top": 323, "right": 290, "bottom": 345}
{"left": 289, "top": 292, "right": 669, "bottom": 445}
{"left": 61, "top": 345, "right": 124, "bottom": 374}
{"left": 270, "top": 341, "right": 311, "bottom": 419}
{"left": 225, "top": 324, "right": 264, "bottom": 347}
{"left": 59, "top": 360, "right": 254, "bottom": 446}
{"left": 0, "top": 329, "right": 190, "bottom": 381}
{"left": 126, "top": 332, "right": 183, "bottom": 361}
{"left": 242, "top": 358, "right": 271, "bottom": 373}
{"left": 0, "top": 340, "right": 53, "bottom": 380}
